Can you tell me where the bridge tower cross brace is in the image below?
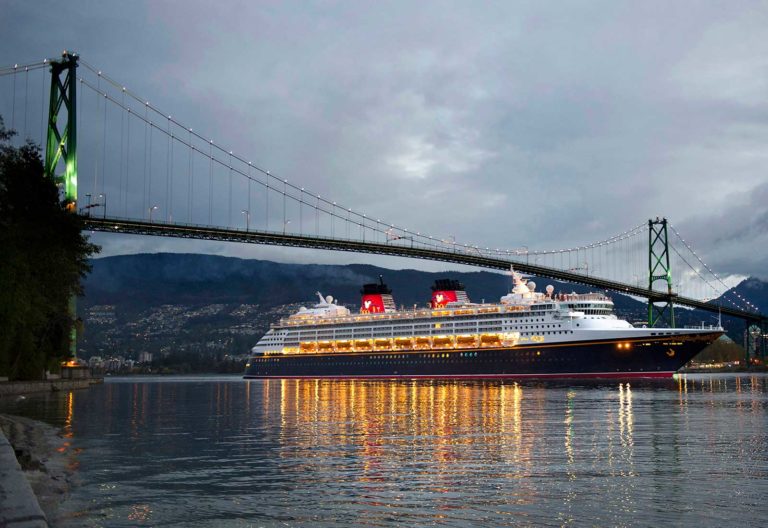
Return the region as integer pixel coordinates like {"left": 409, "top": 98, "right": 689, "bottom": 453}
{"left": 648, "top": 217, "right": 675, "bottom": 328}
{"left": 44, "top": 51, "right": 79, "bottom": 359}
{"left": 45, "top": 51, "right": 78, "bottom": 211}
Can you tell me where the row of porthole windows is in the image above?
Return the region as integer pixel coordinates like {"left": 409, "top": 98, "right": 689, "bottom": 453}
{"left": 251, "top": 351, "right": 563, "bottom": 363}
{"left": 521, "top": 331, "right": 573, "bottom": 336}
{"left": 251, "top": 356, "right": 570, "bottom": 367}
{"left": 509, "top": 315, "right": 546, "bottom": 322}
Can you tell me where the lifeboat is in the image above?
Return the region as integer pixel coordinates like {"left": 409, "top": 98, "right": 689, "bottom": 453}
{"left": 317, "top": 341, "right": 334, "bottom": 352}
{"left": 335, "top": 340, "right": 353, "bottom": 352}
{"left": 354, "top": 340, "right": 372, "bottom": 351}
{"left": 432, "top": 335, "right": 454, "bottom": 349}
{"left": 480, "top": 334, "right": 502, "bottom": 347}
{"left": 414, "top": 337, "right": 431, "bottom": 350}
{"left": 500, "top": 332, "right": 520, "bottom": 347}
{"left": 374, "top": 338, "right": 392, "bottom": 350}
{"left": 300, "top": 341, "right": 317, "bottom": 353}
{"left": 394, "top": 337, "right": 413, "bottom": 350}
{"left": 456, "top": 334, "right": 479, "bottom": 348}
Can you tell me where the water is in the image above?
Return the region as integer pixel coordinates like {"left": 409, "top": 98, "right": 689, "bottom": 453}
{"left": 2, "top": 374, "right": 767, "bottom": 527}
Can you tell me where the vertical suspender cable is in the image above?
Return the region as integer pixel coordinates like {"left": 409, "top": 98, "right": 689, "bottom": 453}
{"left": 11, "top": 65, "right": 16, "bottom": 131}
{"left": 119, "top": 89, "right": 125, "bottom": 217}
{"left": 94, "top": 81, "right": 100, "bottom": 195}
{"left": 188, "top": 129, "right": 193, "bottom": 223}
{"left": 40, "top": 66, "right": 46, "bottom": 147}
{"left": 101, "top": 84, "right": 107, "bottom": 200}
{"left": 142, "top": 104, "right": 148, "bottom": 217}
{"left": 169, "top": 120, "right": 174, "bottom": 222}
{"left": 208, "top": 142, "right": 213, "bottom": 225}
{"left": 166, "top": 117, "right": 170, "bottom": 221}
{"left": 228, "top": 152, "right": 233, "bottom": 227}
{"left": 126, "top": 106, "right": 131, "bottom": 217}
{"left": 77, "top": 79, "right": 83, "bottom": 193}
{"left": 23, "top": 67, "right": 28, "bottom": 138}
{"left": 148, "top": 120, "right": 153, "bottom": 216}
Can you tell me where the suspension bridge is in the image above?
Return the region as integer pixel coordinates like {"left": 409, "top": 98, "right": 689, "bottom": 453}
{"left": 1, "top": 52, "right": 765, "bottom": 359}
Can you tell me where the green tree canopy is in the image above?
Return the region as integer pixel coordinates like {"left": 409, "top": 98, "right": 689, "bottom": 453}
{"left": 0, "top": 117, "right": 99, "bottom": 380}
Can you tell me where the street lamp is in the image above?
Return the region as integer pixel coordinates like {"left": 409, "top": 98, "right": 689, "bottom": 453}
{"left": 283, "top": 219, "right": 291, "bottom": 234}
{"left": 241, "top": 210, "right": 250, "bottom": 231}
{"left": 149, "top": 205, "right": 159, "bottom": 222}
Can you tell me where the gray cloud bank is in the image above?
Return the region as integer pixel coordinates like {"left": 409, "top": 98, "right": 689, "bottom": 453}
{"left": 2, "top": 0, "right": 767, "bottom": 279}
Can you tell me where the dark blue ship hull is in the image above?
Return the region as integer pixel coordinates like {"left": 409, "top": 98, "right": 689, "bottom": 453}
{"left": 243, "top": 332, "right": 721, "bottom": 380}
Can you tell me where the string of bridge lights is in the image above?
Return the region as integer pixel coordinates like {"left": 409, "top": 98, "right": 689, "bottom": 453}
{"left": 76, "top": 59, "right": 653, "bottom": 261}
{"left": 78, "top": 60, "right": 452, "bottom": 250}
{"left": 668, "top": 241, "right": 747, "bottom": 311}
{"left": 77, "top": 75, "right": 454, "bottom": 251}
{"left": 525, "top": 223, "right": 648, "bottom": 256}
{"left": 2, "top": 58, "right": 762, "bottom": 314}
{"left": 0, "top": 59, "right": 50, "bottom": 146}
{"left": 0, "top": 60, "right": 50, "bottom": 76}
{"left": 0, "top": 58, "right": 673, "bottom": 265}
{"left": 669, "top": 224, "right": 759, "bottom": 312}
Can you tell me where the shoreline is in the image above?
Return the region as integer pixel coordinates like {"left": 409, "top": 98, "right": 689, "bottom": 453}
{"left": 0, "top": 414, "right": 74, "bottom": 527}
{"left": 0, "top": 378, "right": 102, "bottom": 397}
{"left": 680, "top": 366, "right": 768, "bottom": 374}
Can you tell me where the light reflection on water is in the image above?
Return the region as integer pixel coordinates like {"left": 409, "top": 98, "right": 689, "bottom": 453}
{"left": 2, "top": 374, "right": 768, "bottom": 527}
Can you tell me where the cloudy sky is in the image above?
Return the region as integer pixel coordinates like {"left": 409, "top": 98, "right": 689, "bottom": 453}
{"left": 2, "top": 1, "right": 767, "bottom": 279}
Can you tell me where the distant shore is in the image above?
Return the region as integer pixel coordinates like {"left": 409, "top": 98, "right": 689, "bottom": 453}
{"left": 680, "top": 365, "right": 767, "bottom": 374}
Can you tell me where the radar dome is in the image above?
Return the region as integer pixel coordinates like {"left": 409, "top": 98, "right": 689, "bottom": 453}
{"left": 299, "top": 306, "right": 307, "bottom": 312}
{"left": 527, "top": 281, "right": 536, "bottom": 291}
{"left": 326, "top": 295, "right": 334, "bottom": 304}
{"left": 546, "top": 285, "right": 554, "bottom": 295}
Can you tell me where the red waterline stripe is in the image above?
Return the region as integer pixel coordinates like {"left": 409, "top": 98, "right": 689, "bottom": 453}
{"left": 243, "top": 371, "right": 675, "bottom": 380}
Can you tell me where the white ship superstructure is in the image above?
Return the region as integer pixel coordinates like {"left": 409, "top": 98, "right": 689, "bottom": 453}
{"left": 250, "top": 269, "right": 713, "bottom": 357}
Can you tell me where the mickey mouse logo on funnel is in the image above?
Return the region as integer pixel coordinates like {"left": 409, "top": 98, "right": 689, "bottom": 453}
{"left": 360, "top": 276, "right": 395, "bottom": 314}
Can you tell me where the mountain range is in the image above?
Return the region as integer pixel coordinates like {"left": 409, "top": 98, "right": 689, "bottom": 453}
{"left": 77, "top": 253, "right": 765, "bottom": 359}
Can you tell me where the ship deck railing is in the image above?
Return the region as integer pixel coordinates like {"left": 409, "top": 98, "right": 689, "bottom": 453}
{"left": 274, "top": 293, "right": 613, "bottom": 328}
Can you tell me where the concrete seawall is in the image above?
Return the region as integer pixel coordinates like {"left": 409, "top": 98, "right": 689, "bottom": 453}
{"left": 0, "top": 427, "right": 48, "bottom": 527}
{"left": 0, "top": 379, "right": 102, "bottom": 398}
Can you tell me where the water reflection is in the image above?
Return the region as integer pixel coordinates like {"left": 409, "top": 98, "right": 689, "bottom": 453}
{"left": 1, "top": 375, "right": 767, "bottom": 527}
{"left": 264, "top": 380, "right": 536, "bottom": 480}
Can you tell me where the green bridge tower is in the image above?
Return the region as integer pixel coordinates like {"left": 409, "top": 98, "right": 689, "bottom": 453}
{"left": 648, "top": 217, "right": 675, "bottom": 328}
{"left": 44, "top": 51, "right": 79, "bottom": 358}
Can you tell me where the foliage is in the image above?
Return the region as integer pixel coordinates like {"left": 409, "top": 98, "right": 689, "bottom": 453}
{"left": 0, "top": 117, "right": 99, "bottom": 380}
{"left": 693, "top": 338, "right": 745, "bottom": 364}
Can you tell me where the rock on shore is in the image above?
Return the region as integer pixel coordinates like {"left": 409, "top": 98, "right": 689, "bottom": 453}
{"left": 0, "top": 415, "right": 74, "bottom": 525}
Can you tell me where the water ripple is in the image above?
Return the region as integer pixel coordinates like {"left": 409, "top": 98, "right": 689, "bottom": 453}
{"left": 2, "top": 374, "right": 768, "bottom": 526}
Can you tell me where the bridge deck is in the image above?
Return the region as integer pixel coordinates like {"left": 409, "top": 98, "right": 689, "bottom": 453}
{"left": 81, "top": 216, "right": 765, "bottom": 323}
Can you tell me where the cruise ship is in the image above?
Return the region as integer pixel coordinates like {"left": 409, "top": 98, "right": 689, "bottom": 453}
{"left": 243, "top": 269, "right": 722, "bottom": 379}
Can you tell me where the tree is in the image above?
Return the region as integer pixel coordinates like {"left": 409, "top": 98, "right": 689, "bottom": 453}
{"left": 0, "top": 117, "right": 99, "bottom": 380}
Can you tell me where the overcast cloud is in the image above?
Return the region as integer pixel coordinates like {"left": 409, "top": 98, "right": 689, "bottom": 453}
{"left": 2, "top": 0, "right": 767, "bottom": 279}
